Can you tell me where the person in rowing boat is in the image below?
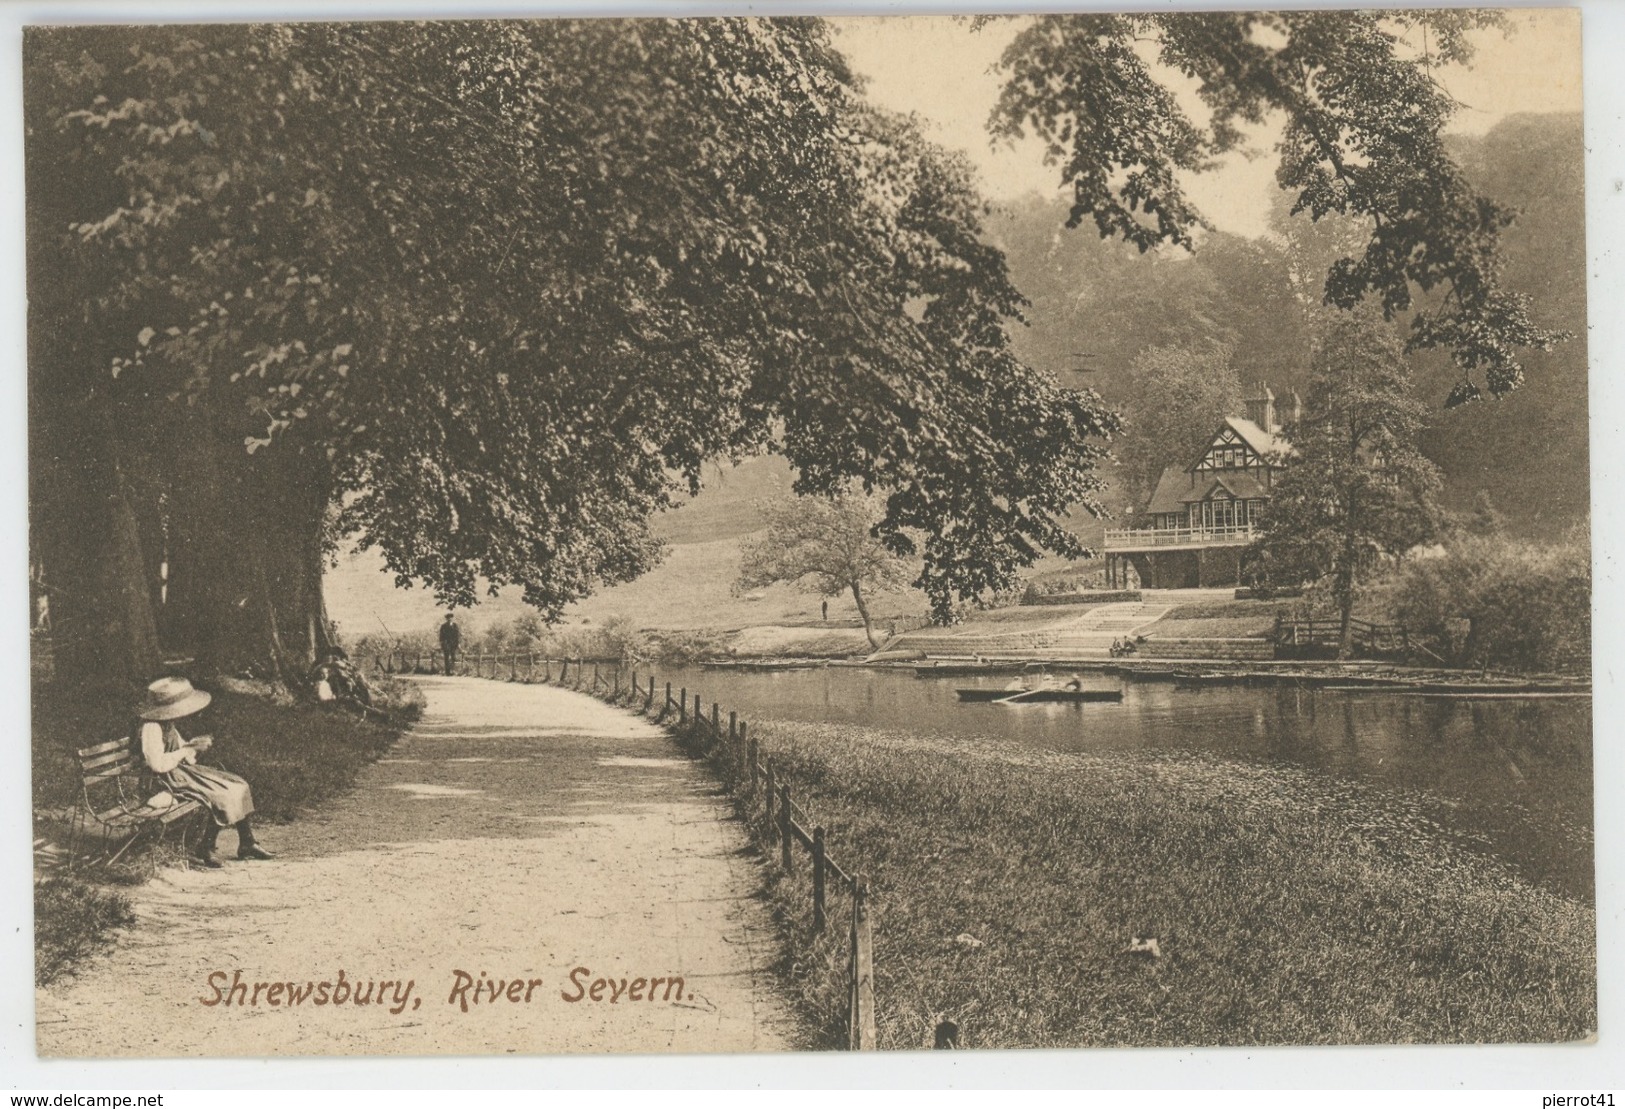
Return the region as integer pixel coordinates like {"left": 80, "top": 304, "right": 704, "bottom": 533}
{"left": 1003, "top": 675, "right": 1029, "bottom": 692}
{"left": 1063, "top": 672, "right": 1085, "bottom": 691}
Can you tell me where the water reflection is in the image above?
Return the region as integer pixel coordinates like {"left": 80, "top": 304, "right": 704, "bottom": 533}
{"left": 659, "top": 665, "right": 1593, "bottom": 899}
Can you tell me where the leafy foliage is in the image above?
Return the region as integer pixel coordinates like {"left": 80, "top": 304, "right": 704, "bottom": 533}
{"left": 27, "top": 19, "right": 1119, "bottom": 674}
{"left": 1252, "top": 312, "right": 1443, "bottom": 654}
{"left": 737, "top": 492, "right": 915, "bottom": 649}
{"left": 991, "top": 11, "right": 1564, "bottom": 403}
{"left": 1117, "top": 342, "right": 1242, "bottom": 508}
{"left": 1393, "top": 533, "right": 1590, "bottom": 673}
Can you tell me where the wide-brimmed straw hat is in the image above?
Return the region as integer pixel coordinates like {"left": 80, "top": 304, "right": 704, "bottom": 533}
{"left": 137, "top": 676, "right": 212, "bottom": 721}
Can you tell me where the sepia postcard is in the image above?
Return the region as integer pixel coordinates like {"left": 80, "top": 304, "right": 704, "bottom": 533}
{"left": 23, "top": 8, "right": 1596, "bottom": 1061}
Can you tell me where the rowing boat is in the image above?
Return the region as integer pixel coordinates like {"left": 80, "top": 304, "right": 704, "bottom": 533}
{"left": 956, "top": 687, "right": 1124, "bottom": 704}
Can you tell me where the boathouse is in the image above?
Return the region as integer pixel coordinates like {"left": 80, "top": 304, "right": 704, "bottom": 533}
{"left": 1103, "top": 384, "right": 1297, "bottom": 589}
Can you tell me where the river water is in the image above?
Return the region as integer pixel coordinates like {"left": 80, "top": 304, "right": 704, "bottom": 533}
{"left": 656, "top": 664, "right": 1594, "bottom": 900}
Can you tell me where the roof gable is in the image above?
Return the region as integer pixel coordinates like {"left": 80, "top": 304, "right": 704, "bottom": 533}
{"left": 1185, "top": 416, "right": 1288, "bottom": 473}
{"left": 1223, "top": 416, "right": 1287, "bottom": 459}
{"left": 1146, "top": 465, "right": 1192, "bottom": 516}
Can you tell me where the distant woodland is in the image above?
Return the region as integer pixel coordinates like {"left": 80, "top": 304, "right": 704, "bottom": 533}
{"left": 988, "top": 112, "right": 1587, "bottom": 533}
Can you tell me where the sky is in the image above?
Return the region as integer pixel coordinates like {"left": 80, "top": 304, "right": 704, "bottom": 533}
{"left": 831, "top": 10, "right": 1583, "bottom": 238}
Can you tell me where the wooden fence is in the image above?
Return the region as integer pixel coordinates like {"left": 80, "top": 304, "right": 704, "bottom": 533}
{"left": 368, "top": 649, "right": 879, "bottom": 1050}
{"left": 1274, "top": 616, "right": 1410, "bottom": 658}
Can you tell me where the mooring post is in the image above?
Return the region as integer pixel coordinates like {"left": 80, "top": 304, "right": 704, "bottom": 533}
{"left": 779, "top": 783, "right": 793, "bottom": 872}
{"left": 849, "top": 878, "right": 876, "bottom": 1051}
{"left": 812, "top": 826, "right": 827, "bottom": 932}
{"left": 764, "top": 759, "right": 776, "bottom": 836}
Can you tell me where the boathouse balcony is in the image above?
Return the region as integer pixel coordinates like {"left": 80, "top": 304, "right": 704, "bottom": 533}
{"left": 1102, "top": 523, "right": 1258, "bottom": 553}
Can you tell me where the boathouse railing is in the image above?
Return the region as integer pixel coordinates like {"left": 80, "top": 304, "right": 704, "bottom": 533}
{"left": 365, "top": 649, "right": 879, "bottom": 1051}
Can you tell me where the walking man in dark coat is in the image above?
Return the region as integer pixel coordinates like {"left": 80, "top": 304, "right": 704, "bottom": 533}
{"left": 439, "top": 612, "right": 461, "bottom": 675}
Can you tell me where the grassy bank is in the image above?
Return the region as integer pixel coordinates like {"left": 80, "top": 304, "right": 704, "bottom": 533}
{"left": 32, "top": 676, "right": 423, "bottom": 984}
{"left": 739, "top": 721, "right": 1594, "bottom": 1049}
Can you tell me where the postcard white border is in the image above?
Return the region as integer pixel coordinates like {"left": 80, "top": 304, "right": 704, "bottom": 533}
{"left": 0, "top": 0, "right": 1618, "bottom": 1091}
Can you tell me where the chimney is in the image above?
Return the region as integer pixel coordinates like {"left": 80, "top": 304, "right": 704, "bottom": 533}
{"left": 1243, "top": 383, "right": 1276, "bottom": 433}
{"left": 1285, "top": 390, "right": 1303, "bottom": 430}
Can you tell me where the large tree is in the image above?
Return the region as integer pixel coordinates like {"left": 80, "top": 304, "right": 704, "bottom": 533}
{"left": 27, "top": 20, "right": 1116, "bottom": 682}
{"left": 1252, "top": 313, "right": 1443, "bottom": 657}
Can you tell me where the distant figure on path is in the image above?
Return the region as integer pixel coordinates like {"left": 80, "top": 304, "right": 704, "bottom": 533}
{"left": 821, "top": 599, "right": 828, "bottom": 623}
{"left": 440, "top": 612, "right": 461, "bottom": 675}
{"left": 136, "top": 677, "right": 271, "bottom": 868}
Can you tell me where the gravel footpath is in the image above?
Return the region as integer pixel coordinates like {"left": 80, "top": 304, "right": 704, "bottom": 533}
{"left": 37, "top": 677, "right": 795, "bottom": 1057}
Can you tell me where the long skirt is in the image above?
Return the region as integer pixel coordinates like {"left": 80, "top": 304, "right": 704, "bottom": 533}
{"left": 165, "top": 763, "right": 255, "bottom": 827}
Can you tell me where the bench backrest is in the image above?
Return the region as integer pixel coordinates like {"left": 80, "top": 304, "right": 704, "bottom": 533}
{"left": 76, "top": 736, "right": 140, "bottom": 788}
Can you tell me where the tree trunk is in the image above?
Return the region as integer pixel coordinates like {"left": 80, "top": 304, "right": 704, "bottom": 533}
{"left": 1335, "top": 567, "right": 1356, "bottom": 660}
{"left": 30, "top": 422, "right": 163, "bottom": 687}
{"left": 850, "top": 580, "right": 881, "bottom": 652}
{"left": 163, "top": 425, "right": 333, "bottom": 681}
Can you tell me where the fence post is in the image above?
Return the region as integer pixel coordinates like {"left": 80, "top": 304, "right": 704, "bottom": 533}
{"left": 679, "top": 688, "right": 687, "bottom": 724}
{"left": 647, "top": 675, "right": 656, "bottom": 713}
{"left": 694, "top": 693, "right": 703, "bottom": 733}
{"left": 748, "top": 735, "right": 759, "bottom": 796}
{"left": 812, "top": 826, "right": 827, "bottom": 933}
{"left": 849, "top": 878, "right": 876, "bottom": 1051}
{"left": 711, "top": 703, "right": 721, "bottom": 745}
{"left": 630, "top": 667, "right": 637, "bottom": 699}
{"left": 764, "top": 759, "right": 776, "bottom": 837}
{"left": 779, "top": 783, "right": 793, "bottom": 873}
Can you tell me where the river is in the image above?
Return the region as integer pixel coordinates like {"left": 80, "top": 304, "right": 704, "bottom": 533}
{"left": 655, "top": 664, "right": 1594, "bottom": 900}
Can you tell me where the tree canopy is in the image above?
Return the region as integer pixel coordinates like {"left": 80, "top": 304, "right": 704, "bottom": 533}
{"left": 27, "top": 14, "right": 1569, "bottom": 683}
{"left": 1116, "top": 342, "right": 1242, "bottom": 510}
{"left": 990, "top": 11, "right": 1563, "bottom": 405}
{"left": 27, "top": 18, "right": 1116, "bottom": 680}
{"left": 1252, "top": 313, "right": 1443, "bottom": 656}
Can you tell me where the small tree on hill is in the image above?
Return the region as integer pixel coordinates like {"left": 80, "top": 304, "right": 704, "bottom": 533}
{"left": 736, "top": 493, "right": 914, "bottom": 651}
{"left": 1253, "top": 314, "right": 1443, "bottom": 657}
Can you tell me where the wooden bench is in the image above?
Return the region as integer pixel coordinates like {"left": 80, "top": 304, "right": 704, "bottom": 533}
{"left": 69, "top": 735, "right": 202, "bottom": 868}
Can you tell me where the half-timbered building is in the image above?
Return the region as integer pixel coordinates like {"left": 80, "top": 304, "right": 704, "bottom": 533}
{"left": 1103, "top": 384, "right": 1297, "bottom": 589}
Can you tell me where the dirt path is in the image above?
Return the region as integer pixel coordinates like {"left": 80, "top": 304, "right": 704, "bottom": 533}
{"left": 37, "top": 678, "right": 796, "bottom": 1057}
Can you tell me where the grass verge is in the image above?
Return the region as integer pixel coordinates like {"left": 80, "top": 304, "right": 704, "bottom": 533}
{"left": 32, "top": 674, "right": 423, "bottom": 984}
{"left": 719, "top": 719, "right": 1595, "bottom": 1049}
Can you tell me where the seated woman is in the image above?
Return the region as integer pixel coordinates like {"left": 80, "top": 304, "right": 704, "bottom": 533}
{"left": 136, "top": 677, "right": 272, "bottom": 869}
